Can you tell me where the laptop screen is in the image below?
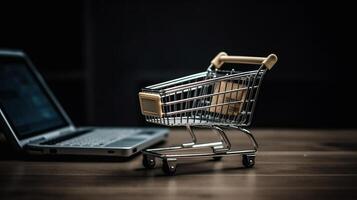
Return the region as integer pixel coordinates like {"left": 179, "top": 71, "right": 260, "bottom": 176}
{"left": 0, "top": 54, "right": 69, "bottom": 139}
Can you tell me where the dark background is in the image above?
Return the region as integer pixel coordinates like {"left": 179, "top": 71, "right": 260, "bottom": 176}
{"left": 0, "top": 0, "right": 356, "bottom": 128}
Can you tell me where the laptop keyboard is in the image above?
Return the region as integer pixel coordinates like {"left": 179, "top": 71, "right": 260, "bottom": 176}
{"left": 56, "top": 129, "right": 142, "bottom": 147}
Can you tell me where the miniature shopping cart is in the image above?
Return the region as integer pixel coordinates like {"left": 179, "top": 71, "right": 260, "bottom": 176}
{"left": 138, "top": 52, "right": 277, "bottom": 175}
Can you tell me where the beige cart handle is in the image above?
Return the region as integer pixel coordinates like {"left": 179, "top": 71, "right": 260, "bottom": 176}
{"left": 211, "top": 52, "right": 278, "bottom": 70}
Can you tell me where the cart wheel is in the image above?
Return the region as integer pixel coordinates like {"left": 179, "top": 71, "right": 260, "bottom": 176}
{"left": 242, "top": 154, "right": 255, "bottom": 168}
{"left": 212, "top": 156, "right": 223, "bottom": 161}
{"left": 162, "top": 159, "right": 177, "bottom": 176}
{"left": 142, "top": 155, "right": 156, "bottom": 169}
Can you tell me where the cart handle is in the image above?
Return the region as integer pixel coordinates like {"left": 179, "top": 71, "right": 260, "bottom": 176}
{"left": 211, "top": 52, "right": 278, "bottom": 70}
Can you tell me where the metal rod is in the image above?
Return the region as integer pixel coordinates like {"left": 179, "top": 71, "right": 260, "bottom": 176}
{"left": 165, "top": 101, "right": 254, "bottom": 116}
{"left": 163, "top": 86, "right": 257, "bottom": 106}
{"left": 142, "top": 148, "right": 256, "bottom": 159}
{"left": 231, "top": 126, "right": 259, "bottom": 150}
{"left": 160, "top": 70, "right": 263, "bottom": 94}
{"left": 186, "top": 125, "right": 198, "bottom": 144}
{"left": 212, "top": 126, "right": 232, "bottom": 151}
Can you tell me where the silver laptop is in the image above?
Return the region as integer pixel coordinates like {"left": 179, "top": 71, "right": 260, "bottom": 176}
{"left": 0, "top": 50, "right": 168, "bottom": 157}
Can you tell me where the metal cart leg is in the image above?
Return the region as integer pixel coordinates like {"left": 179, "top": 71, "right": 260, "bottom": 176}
{"left": 234, "top": 126, "right": 259, "bottom": 151}
{"left": 211, "top": 125, "right": 231, "bottom": 153}
{"left": 181, "top": 125, "right": 197, "bottom": 148}
{"left": 232, "top": 126, "right": 258, "bottom": 168}
{"left": 141, "top": 126, "right": 260, "bottom": 174}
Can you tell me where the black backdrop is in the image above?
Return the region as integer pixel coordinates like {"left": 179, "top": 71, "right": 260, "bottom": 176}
{"left": 0, "top": 0, "right": 356, "bottom": 128}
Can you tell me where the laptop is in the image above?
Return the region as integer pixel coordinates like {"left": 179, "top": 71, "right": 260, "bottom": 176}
{"left": 0, "top": 50, "right": 168, "bottom": 157}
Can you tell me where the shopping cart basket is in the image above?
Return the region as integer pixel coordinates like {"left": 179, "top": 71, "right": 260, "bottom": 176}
{"left": 138, "top": 52, "right": 277, "bottom": 175}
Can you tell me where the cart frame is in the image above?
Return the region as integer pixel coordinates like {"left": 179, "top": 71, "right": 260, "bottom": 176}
{"left": 139, "top": 52, "right": 277, "bottom": 175}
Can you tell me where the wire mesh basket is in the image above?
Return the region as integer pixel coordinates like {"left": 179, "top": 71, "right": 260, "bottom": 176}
{"left": 139, "top": 52, "right": 277, "bottom": 175}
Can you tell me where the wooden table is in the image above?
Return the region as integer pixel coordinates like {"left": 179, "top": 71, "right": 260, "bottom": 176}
{"left": 0, "top": 129, "right": 357, "bottom": 200}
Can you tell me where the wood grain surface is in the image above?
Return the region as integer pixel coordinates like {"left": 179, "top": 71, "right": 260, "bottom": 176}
{"left": 0, "top": 129, "right": 357, "bottom": 200}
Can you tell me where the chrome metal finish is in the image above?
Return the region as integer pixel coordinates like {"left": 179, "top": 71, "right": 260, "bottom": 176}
{"left": 141, "top": 58, "right": 272, "bottom": 174}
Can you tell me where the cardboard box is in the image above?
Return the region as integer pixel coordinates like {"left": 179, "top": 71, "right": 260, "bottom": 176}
{"left": 209, "top": 81, "right": 247, "bottom": 116}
